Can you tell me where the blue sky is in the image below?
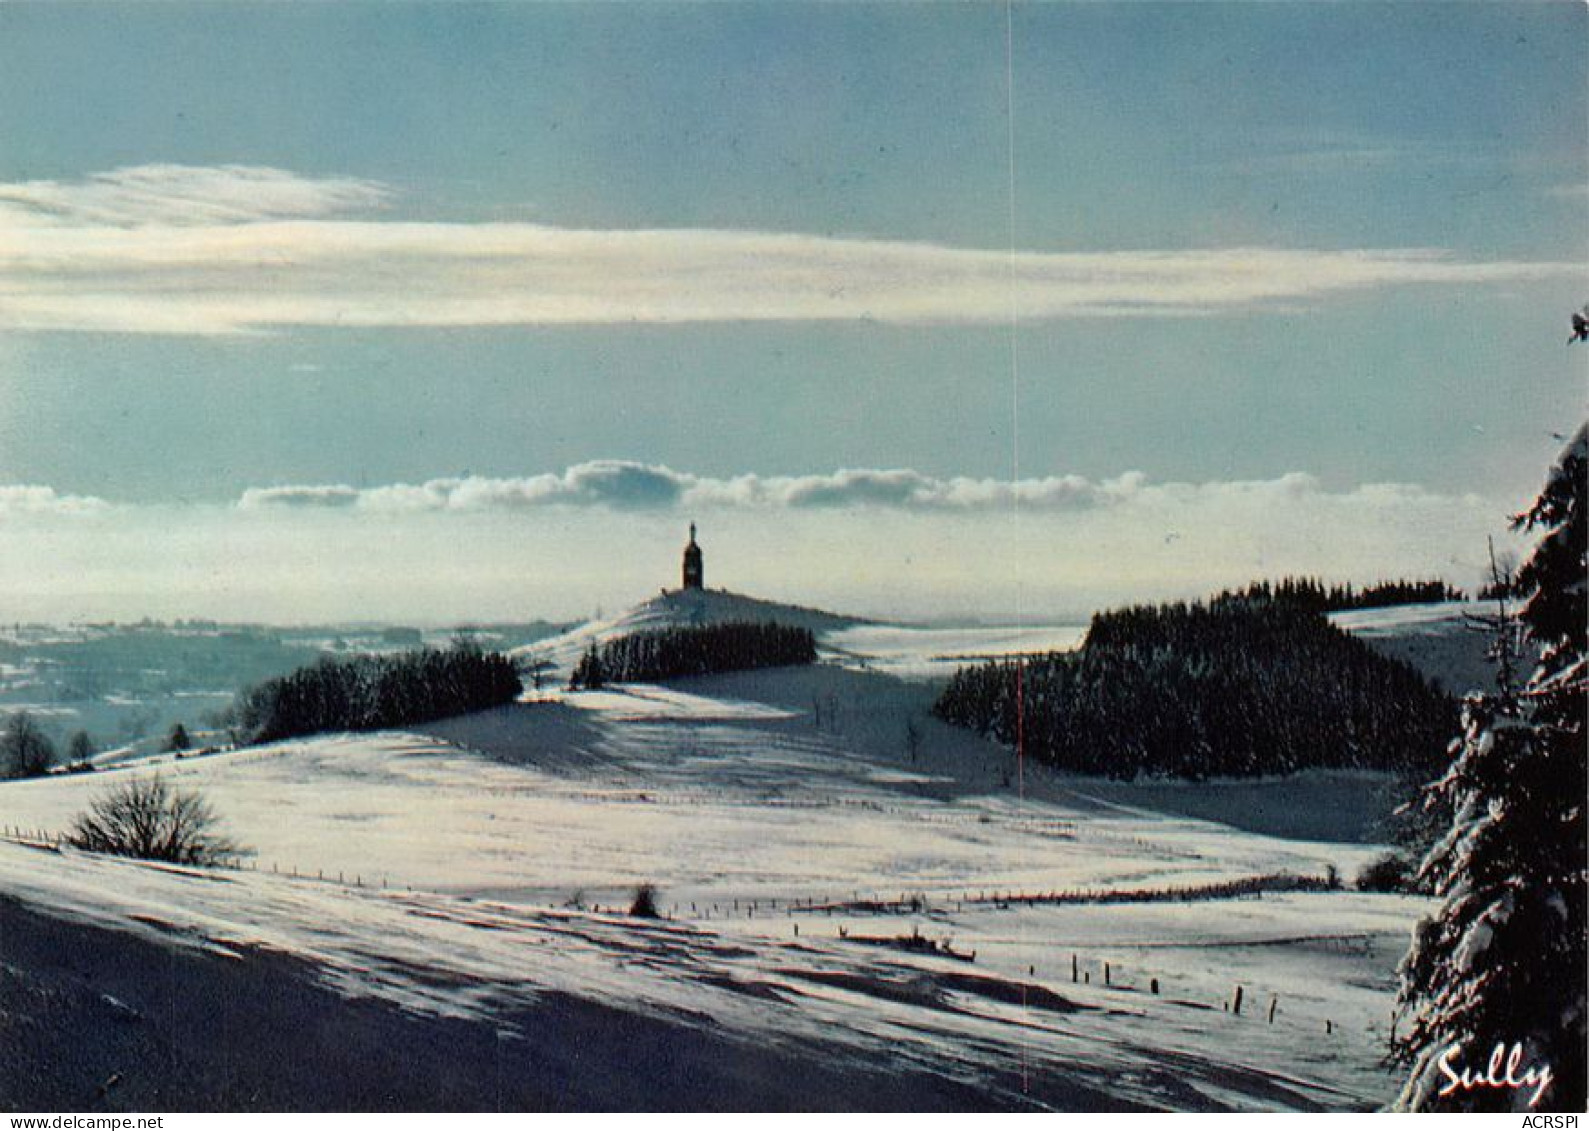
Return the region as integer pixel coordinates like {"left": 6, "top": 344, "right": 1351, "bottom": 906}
{"left": 0, "top": 1, "right": 1584, "bottom": 622}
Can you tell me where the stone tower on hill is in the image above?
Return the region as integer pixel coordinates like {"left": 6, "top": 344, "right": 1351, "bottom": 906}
{"left": 681, "top": 523, "right": 704, "bottom": 590}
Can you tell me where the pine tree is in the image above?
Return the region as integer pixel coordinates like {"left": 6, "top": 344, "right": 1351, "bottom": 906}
{"left": 570, "top": 642, "right": 606, "bottom": 690}
{"left": 1393, "top": 425, "right": 1586, "bottom": 1112}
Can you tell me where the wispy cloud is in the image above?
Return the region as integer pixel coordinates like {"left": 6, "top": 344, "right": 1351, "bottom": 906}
{"left": 235, "top": 460, "right": 1482, "bottom": 516}
{"left": 0, "top": 485, "right": 110, "bottom": 515}
{"left": 1213, "top": 131, "right": 1510, "bottom": 177}
{"left": 1223, "top": 146, "right": 1414, "bottom": 176}
{"left": 0, "top": 165, "right": 1577, "bottom": 334}
{"left": 0, "top": 164, "right": 389, "bottom": 227}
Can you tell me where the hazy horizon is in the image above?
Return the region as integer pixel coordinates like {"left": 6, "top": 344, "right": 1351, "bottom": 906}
{"left": 0, "top": 487, "right": 1528, "bottom": 628}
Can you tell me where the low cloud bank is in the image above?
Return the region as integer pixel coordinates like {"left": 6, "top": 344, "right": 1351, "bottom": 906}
{"left": 235, "top": 461, "right": 1479, "bottom": 516}
{"left": 0, "top": 473, "right": 1510, "bottom": 625}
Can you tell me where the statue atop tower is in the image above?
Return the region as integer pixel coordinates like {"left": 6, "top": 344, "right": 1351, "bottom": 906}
{"left": 681, "top": 523, "right": 704, "bottom": 590}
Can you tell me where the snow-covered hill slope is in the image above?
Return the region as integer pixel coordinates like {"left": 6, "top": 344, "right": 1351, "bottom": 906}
{"left": 1330, "top": 601, "right": 1498, "bottom": 696}
{"left": 525, "top": 590, "right": 1491, "bottom": 697}
{"left": 0, "top": 831, "right": 1413, "bottom": 1112}
{"left": 0, "top": 641, "right": 1424, "bottom": 1111}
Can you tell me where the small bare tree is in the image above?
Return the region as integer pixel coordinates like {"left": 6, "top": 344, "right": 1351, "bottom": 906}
{"left": 67, "top": 730, "right": 95, "bottom": 766}
{"left": 1, "top": 712, "right": 55, "bottom": 779}
{"left": 903, "top": 717, "right": 923, "bottom": 764}
{"left": 519, "top": 653, "right": 554, "bottom": 691}
{"left": 67, "top": 776, "right": 246, "bottom": 866}
{"left": 1465, "top": 536, "right": 1526, "bottom": 702}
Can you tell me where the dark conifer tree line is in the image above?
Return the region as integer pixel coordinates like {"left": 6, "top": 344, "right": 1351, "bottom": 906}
{"left": 570, "top": 622, "right": 816, "bottom": 688}
{"left": 933, "top": 593, "right": 1457, "bottom": 780}
{"left": 1215, "top": 576, "right": 1464, "bottom": 613}
{"left": 233, "top": 641, "right": 521, "bottom": 744}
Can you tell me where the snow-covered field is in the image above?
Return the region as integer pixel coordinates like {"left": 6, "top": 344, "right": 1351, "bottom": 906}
{"left": 824, "top": 623, "right": 1090, "bottom": 681}
{"left": 0, "top": 600, "right": 1449, "bottom": 1111}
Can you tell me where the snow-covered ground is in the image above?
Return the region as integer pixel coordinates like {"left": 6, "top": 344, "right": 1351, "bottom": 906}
{"left": 1330, "top": 600, "right": 1497, "bottom": 696}
{"left": 824, "top": 623, "right": 1089, "bottom": 681}
{"left": 0, "top": 597, "right": 1464, "bottom": 1111}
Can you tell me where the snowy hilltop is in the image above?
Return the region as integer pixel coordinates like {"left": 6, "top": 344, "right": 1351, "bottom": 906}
{"left": 514, "top": 586, "right": 867, "bottom": 677}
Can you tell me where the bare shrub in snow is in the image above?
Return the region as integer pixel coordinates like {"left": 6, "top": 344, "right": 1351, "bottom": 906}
{"left": 67, "top": 776, "right": 247, "bottom": 867}
{"left": 1355, "top": 852, "right": 1414, "bottom": 893}
{"left": 629, "top": 883, "right": 660, "bottom": 918}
